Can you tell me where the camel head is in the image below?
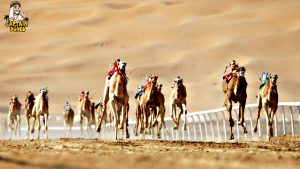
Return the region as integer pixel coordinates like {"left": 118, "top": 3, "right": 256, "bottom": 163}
{"left": 117, "top": 60, "right": 127, "bottom": 74}
{"left": 26, "top": 91, "right": 35, "bottom": 102}
{"left": 150, "top": 75, "right": 158, "bottom": 84}
{"left": 157, "top": 84, "right": 163, "bottom": 92}
{"left": 83, "top": 91, "right": 89, "bottom": 98}
{"left": 238, "top": 67, "right": 246, "bottom": 77}
{"left": 40, "top": 87, "right": 48, "bottom": 97}
{"left": 174, "top": 76, "right": 183, "bottom": 87}
{"left": 11, "top": 95, "right": 19, "bottom": 103}
{"left": 270, "top": 74, "right": 278, "bottom": 86}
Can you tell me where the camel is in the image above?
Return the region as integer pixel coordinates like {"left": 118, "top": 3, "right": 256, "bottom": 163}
{"left": 222, "top": 67, "right": 248, "bottom": 140}
{"left": 170, "top": 77, "right": 187, "bottom": 130}
{"left": 31, "top": 88, "right": 49, "bottom": 139}
{"left": 254, "top": 74, "right": 279, "bottom": 141}
{"left": 63, "top": 102, "right": 74, "bottom": 137}
{"left": 78, "top": 91, "right": 92, "bottom": 137}
{"left": 24, "top": 91, "right": 35, "bottom": 136}
{"left": 137, "top": 76, "right": 166, "bottom": 139}
{"left": 97, "top": 60, "right": 130, "bottom": 141}
{"left": 7, "top": 95, "right": 22, "bottom": 139}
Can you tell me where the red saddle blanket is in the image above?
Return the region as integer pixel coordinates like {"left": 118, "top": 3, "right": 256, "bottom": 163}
{"left": 223, "top": 73, "right": 235, "bottom": 82}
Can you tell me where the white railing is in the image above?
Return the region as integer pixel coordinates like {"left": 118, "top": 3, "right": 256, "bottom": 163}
{"left": 0, "top": 102, "right": 299, "bottom": 141}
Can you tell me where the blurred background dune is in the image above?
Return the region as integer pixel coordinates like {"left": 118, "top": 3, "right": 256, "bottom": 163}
{"left": 0, "top": 0, "right": 299, "bottom": 118}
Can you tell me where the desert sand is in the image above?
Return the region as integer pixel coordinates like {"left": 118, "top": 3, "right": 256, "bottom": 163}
{"left": 0, "top": 0, "right": 300, "bottom": 115}
{"left": 0, "top": 136, "right": 299, "bottom": 169}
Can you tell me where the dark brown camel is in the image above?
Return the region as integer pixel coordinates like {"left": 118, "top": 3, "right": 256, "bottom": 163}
{"left": 222, "top": 67, "right": 248, "bottom": 140}
{"left": 24, "top": 91, "right": 35, "bottom": 136}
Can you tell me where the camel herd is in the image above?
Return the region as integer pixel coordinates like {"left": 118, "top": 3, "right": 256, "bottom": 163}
{"left": 6, "top": 60, "right": 278, "bottom": 141}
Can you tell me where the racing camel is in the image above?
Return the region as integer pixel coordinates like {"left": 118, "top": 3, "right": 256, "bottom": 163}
{"left": 8, "top": 95, "right": 22, "bottom": 139}
{"left": 31, "top": 88, "right": 49, "bottom": 139}
{"left": 78, "top": 91, "right": 92, "bottom": 137}
{"left": 63, "top": 102, "right": 74, "bottom": 137}
{"left": 253, "top": 74, "right": 279, "bottom": 141}
{"left": 170, "top": 76, "right": 187, "bottom": 130}
{"left": 137, "top": 76, "right": 166, "bottom": 139}
{"left": 97, "top": 60, "right": 129, "bottom": 141}
{"left": 24, "top": 91, "right": 35, "bottom": 136}
{"left": 222, "top": 67, "right": 248, "bottom": 140}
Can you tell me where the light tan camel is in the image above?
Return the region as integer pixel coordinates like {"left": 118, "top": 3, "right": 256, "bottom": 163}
{"left": 254, "top": 74, "right": 278, "bottom": 141}
{"left": 222, "top": 67, "right": 248, "bottom": 140}
{"left": 78, "top": 91, "right": 92, "bottom": 137}
{"left": 170, "top": 77, "right": 187, "bottom": 130}
{"left": 24, "top": 91, "right": 35, "bottom": 136}
{"left": 63, "top": 102, "right": 74, "bottom": 137}
{"left": 97, "top": 60, "right": 129, "bottom": 140}
{"left": 8, "top": 95, "right": 22, "bottom": 139}
{"left": 31, "top": 88, "right": 49, "bottom": 139}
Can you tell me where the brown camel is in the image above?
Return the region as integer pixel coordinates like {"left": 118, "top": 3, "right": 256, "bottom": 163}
{"left": 8, "top": 95, "right": 22, "bottom": 139}
{"left": 254, "top": 74, "right": 278, "bottom": 141}
{"left": 97, "top": 60, "right": 129, "bottom": 140}
{"left": 170, "top": 77, "right": 187, "bottom": 130}
{"left": 78, "top": 91, "right": 92, "bottom": 137}
{"left": 91, "top": 101, "right": 105, "bottom": 131}
{"left": 31, "top": 88, "right": 49, "bottom": 139}
{"left": 63, "top": 102, "right": 74, "bottom": 137}
{"left": 24, "top": 91, "right": 35, "bottom": 136}
{"left": 138, "top": 76, "right": 166, "bottom": 139}
{"left": 222, "top": 67, "right": 248, "bottom": 140}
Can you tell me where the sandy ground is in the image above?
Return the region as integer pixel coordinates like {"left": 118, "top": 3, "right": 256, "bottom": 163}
{"left": 0, "top": 136, "right": 299, "bottom": 169}
{"left": 0, "top": 0, "right": 300, "bottom": 117}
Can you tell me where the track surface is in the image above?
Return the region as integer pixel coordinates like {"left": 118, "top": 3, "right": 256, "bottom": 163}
{"left": 0, "top": 136, "right": 299, "bottom": 169}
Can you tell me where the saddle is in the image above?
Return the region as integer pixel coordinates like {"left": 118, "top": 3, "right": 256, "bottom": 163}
{"left": 223, "top": 73, "right": 236, "bottom": 83}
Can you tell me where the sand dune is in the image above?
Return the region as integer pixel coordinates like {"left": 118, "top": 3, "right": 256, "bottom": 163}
{"left": 0, "top": 0, "right": 300, "bottom": 117}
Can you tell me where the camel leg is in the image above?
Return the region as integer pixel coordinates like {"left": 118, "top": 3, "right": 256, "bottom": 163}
{"left": 80, "top": 115, "right": 83, "bottom": 137}
{"left": 270, "top": 105, "right": 278, "bottom": 138}
{"left": 110, "top": 100, "right": 118, "bottom": 141}
{"left": 26, "top": 114, "right": 30, "bottom": 137}
{"left": 124, "top": 105, "right": 130, "bottom": 139}
{"left": 225, "top": 97, "right": 234, "bottom": 140}
{"left": 86, "top": 114, "right": 91, "bottom": 138}
{"left": 16, "top": 115, "right": 21, "bottom": 138}
{"left": 64, "top": 120, "right": 67, "bottom": 137}
{"left": 44, "top": 114, "right": 48, "bottom": 139}
{"left": 238, "top": 102, "right": 247, "bottom": 133}
{"left": 262, "top": 100, "right": 271, "bottom": 140}
{"left": 134, "top": 107, "right": 140, "bottom": 136}
{"left": 253, "top": 96, "right": 262, "bottom": 133}
{"left": 37, "top": 115, "right": 41, "bottom": 139}
{"left": 30, "top": 115, "right": 36, "bottom": 136}
{"left": 170, "top": 103, "right": 177, "bottom": 128}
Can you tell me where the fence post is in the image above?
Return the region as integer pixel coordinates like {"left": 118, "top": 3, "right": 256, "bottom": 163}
{"left": 196, "top": 115, "right": 203, "bottom": 141}
{"left": 282, "top": 106, "right": 286, "bottom": 136}
{"left": 274, "top": 114, "right": 278, "bottom": 137}
{"left": 202, "top": 114, "right": 209, "bottom": 141}
{"left": 191, "top": 116, "right": 197, "bottom": 142}
{"left": 248, "top": 108, "right": 254, "bottom": 137}
{"left": 221, "top": 111, "right": 227, "bottom": 141}
{"left": 215, "top": 112, "right": 221, "bottom": 141}
{"left": 290, "top": 107, "right": 295, "bottom": 136}
{"left": 208, "top": 114, "right": 215, "bottom": 142}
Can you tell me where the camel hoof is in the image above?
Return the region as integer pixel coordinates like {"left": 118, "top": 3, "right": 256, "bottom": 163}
{"left": 253, "top": 127, "right": 257, "bottom": 133}
{"left": 243, "top": 127, "right": 248, "bottom": 134}
{"left": 126, "top": 133, "right": 130, "bottom": 139}
{"left": 230, "top": 135, "right": 234, "bottom": 140}
{"left": 173, "top": 126, "right": 178, "bottom": 130}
